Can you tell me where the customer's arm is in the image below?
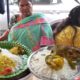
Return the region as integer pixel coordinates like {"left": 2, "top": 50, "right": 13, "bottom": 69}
{"left": 0, "top": 14, "right": 19, "bottom": 41}
{"left": 0, "top": 29, "right": 9, "bottom": 41}
{"left": 0, "top": 15, "right": 16, "bottom": 41}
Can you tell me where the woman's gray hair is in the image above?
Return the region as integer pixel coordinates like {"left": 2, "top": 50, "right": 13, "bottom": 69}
{"left": 18, "top": 0, "right": 32, "bottom": 3}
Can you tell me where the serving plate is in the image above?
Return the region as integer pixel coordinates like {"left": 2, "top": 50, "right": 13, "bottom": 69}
{"left": 0, "top": 41, "right": 31, "bottom": 80}
{"left": 28, "top": 45, "right": 80, "bottom": 80}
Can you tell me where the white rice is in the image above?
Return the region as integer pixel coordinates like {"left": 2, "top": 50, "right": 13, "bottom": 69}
{"left": 1, "top": 48, "right": 23, "bottom": 72}
{"left": 29, "top": 48, "right": 78, "bottom": 80}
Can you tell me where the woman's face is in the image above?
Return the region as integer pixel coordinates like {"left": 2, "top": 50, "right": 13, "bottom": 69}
{"left": 19, "top": 0, "right": 32, "bottom": 17}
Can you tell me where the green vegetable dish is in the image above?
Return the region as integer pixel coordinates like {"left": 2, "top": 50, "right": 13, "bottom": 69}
{"left": 0, "top": 41, "right": 31, "bottom": 80}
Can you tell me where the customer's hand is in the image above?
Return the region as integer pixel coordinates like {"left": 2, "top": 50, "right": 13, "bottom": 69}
{"left": 0, "top": 29, "right": 9, "bottom": 41}
{"left": 74, "top": 76, "right": 80, "bottom": 80}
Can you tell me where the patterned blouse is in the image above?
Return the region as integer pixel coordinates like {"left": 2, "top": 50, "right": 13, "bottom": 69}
{"left": 9, "top": 14, "right": 21, "bottom": 29}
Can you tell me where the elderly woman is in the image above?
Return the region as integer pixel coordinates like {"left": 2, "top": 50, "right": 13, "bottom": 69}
{"left": 53, "top": 5, "right": 80, "bottom": 48}
{"left": 7, "top": 0, "right": 53, "bottom": 51}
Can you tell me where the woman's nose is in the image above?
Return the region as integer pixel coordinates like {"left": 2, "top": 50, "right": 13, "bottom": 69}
{"left": 23, "top": 6, "right": 28, "bottom": 10}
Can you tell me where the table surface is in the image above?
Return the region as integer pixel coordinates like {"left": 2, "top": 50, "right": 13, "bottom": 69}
{"left": 19, "top": 74, "right": 42, "bottom": 80}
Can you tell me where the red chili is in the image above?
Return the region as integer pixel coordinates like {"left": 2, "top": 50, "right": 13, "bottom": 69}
{"left": 5, "top": 67, "right": 12, "bottom": 73}
{"left": 0, "top": 67, "right": 12, "bottom": 75}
